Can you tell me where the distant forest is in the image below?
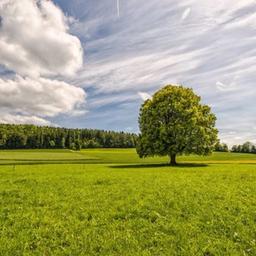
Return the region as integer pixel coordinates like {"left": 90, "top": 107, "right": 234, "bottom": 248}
{"left": 0, "top": 124, "right": 137, "bottom": 150}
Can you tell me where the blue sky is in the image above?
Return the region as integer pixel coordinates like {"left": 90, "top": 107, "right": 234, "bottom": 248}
{"left": 0, "top": 0, "right": 256, "bottom": 145}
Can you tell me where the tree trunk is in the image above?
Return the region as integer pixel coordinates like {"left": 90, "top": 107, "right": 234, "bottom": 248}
{"left": 169, "top": 154, "right": 177, "bottom": 166}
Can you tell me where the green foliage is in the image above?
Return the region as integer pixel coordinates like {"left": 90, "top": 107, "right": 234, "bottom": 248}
{"left": 61, "top": 137, "right": 66, "bottom": 149}
{"left": 232, "top": 142, "right": 256, "bottom": 154}
{"left": 83, "top": 139, "right": 101, "bottom": 148}
{"left": 74, "top": 140, "right": 81, "bottom": 151}
{"left": 0, "top": 149, "right": 256, "bottom": 255}
{"left": 137, "top": 85, "right": 218, "bottom": 164}
{"left": 69, "top": 142, "right": 75, "bottom": 150}
{"left": 49, "top": 140, "right": 55, "bottom": 148}
{"left": 0, "top": 124, "right": 137, "bottom": 150}
{"left": 215, "top": 142, "right": 229, "bottom": 152}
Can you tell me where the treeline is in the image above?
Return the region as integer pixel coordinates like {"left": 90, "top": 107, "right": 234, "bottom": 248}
{"left": 231, "top": 142, "right": 256, "bottom": 154}
{"left": 215, "top": 141, "right": 256, "bottom": 154}
{"left": 0, "top": 124, "right": 137, "bottom": 150}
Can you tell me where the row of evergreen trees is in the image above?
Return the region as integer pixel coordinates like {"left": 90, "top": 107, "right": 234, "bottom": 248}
{"left": 0, "top": 124, "right": 137, "bottom": 150}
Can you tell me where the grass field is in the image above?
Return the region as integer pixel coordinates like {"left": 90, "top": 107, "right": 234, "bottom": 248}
{"left": 0, "top": 149, "right": 256, "bottom": 255}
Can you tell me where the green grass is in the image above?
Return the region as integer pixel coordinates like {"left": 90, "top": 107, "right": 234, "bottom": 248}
{"left": 1, "top": 148, "right": 256, "bottom": 165}
{"left": 0, "top": 149, "right": 256, "bottom": 255}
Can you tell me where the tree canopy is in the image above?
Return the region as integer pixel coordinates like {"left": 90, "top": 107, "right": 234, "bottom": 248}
{"left": 136, "top": 85, "right": 218, "bottom": 165}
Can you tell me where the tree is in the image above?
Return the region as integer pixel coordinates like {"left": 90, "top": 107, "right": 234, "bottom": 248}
{"left": 75, "top": 139, "right": 81, "bottom": 151}
{"left": 136, "top": 85, "right": 218, "bottom": 165}
{"left": 231, "top": 145, "right": 238, "bottom": 152}
{"left": 49, "top": 140, "right": 55, "bottom": 148}
{"left": 0, "top": 133, "right": 7, "bottom": 149}
{"left": 6, "top": 133, "right": 27, "bottom": 149}
{"left": 215, "top": 142, "right": 229, "bottom": 152}
{"left": 61, "top": 137, "right": 66, "bottom": 149}
{"left": 222, "top": 143, "right": 229, "bottom": 152}
{"left": 242, "top": 141, "right": 253, "bottom": 153}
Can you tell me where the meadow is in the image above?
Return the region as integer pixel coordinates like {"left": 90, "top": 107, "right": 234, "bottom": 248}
{"left": 0, "top": 149, "right": 256, "bottom": 255}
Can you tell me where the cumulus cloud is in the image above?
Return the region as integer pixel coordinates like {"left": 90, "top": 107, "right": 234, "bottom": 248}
{"left": 0, "top": 114, "right": 52, "bottom": 126}
{"left": 0, "top": 0, "right": 86, "bottom": 126}
{"left": 0, "top": 0, "right": 83, "bottom": 77}
{"left": 0, "top": 76, "right": 85, "bottom": 117}
{"left": 138, "top": 92, "right": 152, "bottom": 101}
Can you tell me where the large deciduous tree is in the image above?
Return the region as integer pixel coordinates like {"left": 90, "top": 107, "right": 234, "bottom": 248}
{"left": 136, "top": 85, "right": 218, "bottom": 165}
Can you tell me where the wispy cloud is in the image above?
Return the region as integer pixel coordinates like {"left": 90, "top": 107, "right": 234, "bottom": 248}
{"left": 65, "top": 0, "right": 256, "bottom": 143}
{"left": 117, "top": 0, "right": 120, "bottom": 18}
{"left": 181, "top": 7, "right": 191, "bottom": 21}
{"left": 138, "top": 92, "right": 152, "bottom": 101}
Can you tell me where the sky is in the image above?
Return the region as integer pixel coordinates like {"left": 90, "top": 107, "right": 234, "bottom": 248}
{"left": 0, "top": 0, "right": 256, "bottom": 146}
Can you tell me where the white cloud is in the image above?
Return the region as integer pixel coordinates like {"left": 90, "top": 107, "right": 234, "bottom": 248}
{"left": 72, "top": 0, "right": 256, "bottom": 95}
{"left": 0, "top": 75, "right": 86, "bottom": 118}
{"left": 0, "top": 114, "right": 52, "bottom": 126}
{"left": 0, "top": 0, "right": 86, "bottom": 126}
{"left": 69, "top": 109, "right": 88, "bottom": 117}
{"left": 117, "top": 0, "right": 120, "bottom": 18}
{"left": 73, "top": 50, "right": 202, "bottom": 93}
{"left": 216, "top": 81, "right": 236, "bottom": 92}
{"left": 216, "top": 75, "right": 241, "bottom": 92}
{"left": 0, "top": 0, "right": 83, "bottom": 77}
{"left": 138, "top": 92, "right": 152, "bottom": 101}
{"left": 181, "top": 8, "right": 191, "bottom": 21}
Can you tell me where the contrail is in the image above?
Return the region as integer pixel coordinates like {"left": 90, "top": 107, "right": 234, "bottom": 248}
{"left": 117, "top": 0, "right": 120, "bottom": 17}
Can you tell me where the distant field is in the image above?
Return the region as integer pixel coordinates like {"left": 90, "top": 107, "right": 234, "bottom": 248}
{"left": 0, "top": 148, "right": 256, "bottom": 165}
{"left": 0, "top": 149, "right": 256, "bottom": 255}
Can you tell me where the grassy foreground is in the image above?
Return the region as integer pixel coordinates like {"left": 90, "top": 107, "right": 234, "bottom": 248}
{"left": 0, "top": 149, "right": 256, "bottom": 255}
